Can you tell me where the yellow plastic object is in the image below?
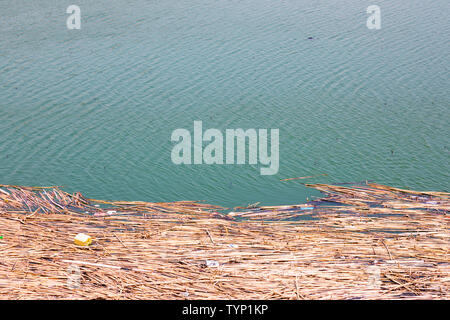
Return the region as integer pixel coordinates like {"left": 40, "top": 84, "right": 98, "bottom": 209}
{"left": 74, "top": 233, "right": 92, "bottom": 246}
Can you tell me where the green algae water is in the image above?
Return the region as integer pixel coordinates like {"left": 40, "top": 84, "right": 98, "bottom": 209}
{"left": 0, "top": 1, "right": 449, "bottom": 208}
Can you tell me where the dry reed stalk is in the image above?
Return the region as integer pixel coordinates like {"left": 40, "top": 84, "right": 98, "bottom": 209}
{"left": 0, "top": 183, "right": 448, "bottom": 299}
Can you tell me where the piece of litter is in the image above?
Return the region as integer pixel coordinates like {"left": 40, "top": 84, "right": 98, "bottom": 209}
{"left": 228, "top": 244, "right": 237, "bottom": 248}
{"left": 205, "top": 260, "right": 219, "bottom": 267}
{"left": 106, "top": 210, "right": 117, "bottom": 214}
{"left": 74, "top": 233, "right": 92, "bottom": 246}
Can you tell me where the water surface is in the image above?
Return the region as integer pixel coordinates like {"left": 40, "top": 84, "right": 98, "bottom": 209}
{"left": 0, "top": 0, "right": 449, "bottom": 207}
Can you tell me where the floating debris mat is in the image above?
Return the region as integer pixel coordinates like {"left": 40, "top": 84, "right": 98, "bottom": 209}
{"left": 230, "top": 182, "right": 449, "bottom": 221}
{"left": 0, "top": 184, "right": 225, "bottom": 219}
{"left": 0, "top": 183, "right": 448, "bottom": 299}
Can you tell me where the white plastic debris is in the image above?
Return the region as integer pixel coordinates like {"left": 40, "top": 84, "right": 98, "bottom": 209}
{"left": 205, "top": 260, "right": 219, "bottom": 267}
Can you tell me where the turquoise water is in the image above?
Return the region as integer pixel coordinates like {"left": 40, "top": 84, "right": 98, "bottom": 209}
{"left": 0, "top": 1, "right": 449, "bottom": 208}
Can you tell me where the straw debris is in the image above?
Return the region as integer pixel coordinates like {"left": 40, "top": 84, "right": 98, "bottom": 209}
{"left": 0, "top": 182, "right": 448, "bottom": 299}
